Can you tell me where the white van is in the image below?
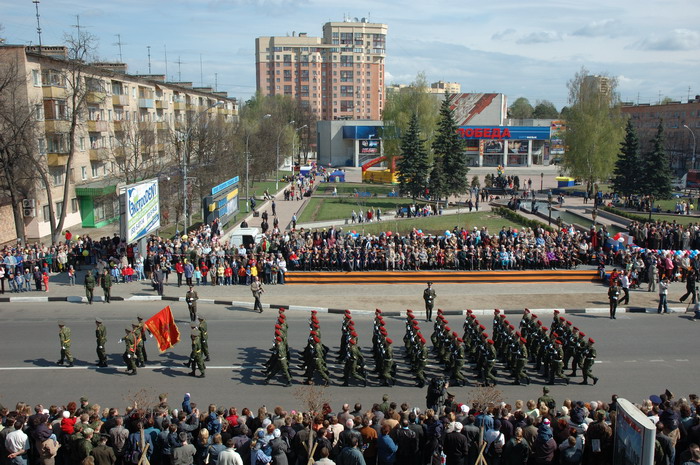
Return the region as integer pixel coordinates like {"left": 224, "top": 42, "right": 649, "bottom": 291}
{"left": 227, "top": 227, "right": 263, "bottom": 248}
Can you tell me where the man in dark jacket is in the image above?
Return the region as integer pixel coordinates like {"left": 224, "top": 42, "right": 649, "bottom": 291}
{"left": 392, "top": 419, "right": 418, "bottom": 465}
{"left": 443, "top": 422, "right": 468, "bottom": 465}
{"left": 533, "top": 419, "right": 556, "bottom": 465}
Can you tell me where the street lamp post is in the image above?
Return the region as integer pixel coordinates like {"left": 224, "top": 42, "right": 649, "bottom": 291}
{"left": 540, "top": 172, "right": 543, "bottom": 192}
{"left": 684, "top": 124, "right": 697, "bottom": 170}
{"left": 293, "top": 124, "right": 308, "bottom": 168}
{"left": 276, "top": 120, "right": 294, "bottom": 191}
{"left": 547, "top": 191, "right": 553, "bottom": 226}
{"left": 245, "top": 114, "right": 271, "bottom": 213}
{"left": 182, "top": 101, "right": 222, "bottom": 234}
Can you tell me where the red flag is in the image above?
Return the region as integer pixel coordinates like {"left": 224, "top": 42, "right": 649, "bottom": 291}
{"left": 145, "top": 306, "right": 180, "bottom": 353}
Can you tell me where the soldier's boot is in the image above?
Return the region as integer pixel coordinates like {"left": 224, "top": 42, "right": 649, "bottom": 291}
{"left": 67, "top": 361, "right": 74, "bottom": 367}
{"left": 593, "top": 376, "right": 599, "bottom": 385}
{"left": 57, "top": 359, "right": 64, "bottom": 366}
{"left": 363, "top": 378, "right": 368, "bottom": 387}
{"left": 129, "top": 369, "right": 137, "bottom": 376}
{"left": 189, "top": 371, "right": 197, "bottom": 377}
{"left": 205, "top": 357, "right": 211, "bottom": 362}
{"left": 199, "top": 372, "right": 205, "bottom": 378}
{"left": 580, "top": 377, "right": 588, "bottom": 385}
{"left": 342, "top": 379, "right": 349, "bottom": 386}
{"left": 264, "top": 378, "right": 270, "bottom": 385}
{"left": 285, "top": 378, "right": 292, "bottom": 387}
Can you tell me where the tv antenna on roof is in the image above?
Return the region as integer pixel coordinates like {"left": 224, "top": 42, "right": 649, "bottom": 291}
{"left": 32, "top": 0, "right": 43, "bottom": 53}
{"left": 113, "top": 34, "right": 126, "bottom": 62}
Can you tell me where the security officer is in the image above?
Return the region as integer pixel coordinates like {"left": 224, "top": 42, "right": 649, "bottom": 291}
{"left": 84, "top": 270, "right": 96, "bottom": 304}
{"left": 57, "top": 321, "right": 74, "bottom": 367}
{"left": 185, "top": 285, "right": 199, "bottom": 322}
{"left": 95, "top": 318, "right": 107, "bottom": 367}
{"left": 608, "top": 279, "right": 621, "bottom": 319}
{"left": 101, "top": 269, "right": 112, "bottom": 303}
{"left": 423, "top": 282, "right": 436, "bottom": 321}
{"left": 189, "top": 329, "right": 206, "bottom": 378}
{"left": 197, "top": 315, "right": 210, "bottom": 361}
{"left": 122, "top": 327, "right": 137, "bottom": 375}
{"left": 580, "top": 338, "right": 599, "bottom": 385}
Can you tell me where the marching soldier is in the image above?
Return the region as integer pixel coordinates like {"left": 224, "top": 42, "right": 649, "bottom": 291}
{"left": 95, "top": 318, "right": 107, "bottom": 367}
{"left": 304, "top": 334, "right": 330, "bottom": 386}
{"left": 84, "top": 270, "right": 96, "bottom": 304}
{"left": 131, "top": 320, "right": 145, "bottom": 368}
{"left": 568, "top": 331, "right": 586, "bottom": 377}
{"left": 122, "top": 327, "right": 137, "bottom": 375}
{"left": 136, "top": 315, "right": 149, "bottom": 365}
{"left": 423, "top": 282, "right": 436, "bottom": 321}
{"left": 548, "top": 338, "right": 569, "bottom": 385}
{"left": 580, "top": 338, "right": 599, "bottom": 385}
{"left": 101, "top": 269, "right": 112, "bottom": 303}
{"left": 342, "top": 337, "right": 367, "bottom": 387}
{"left": 189, "top": 329, "right": 206, "bottom": 378}
{"left": 512, "top": 337, "right": 530, "bottom": 385}
{"left": 197, "top": 315, "right": 210, "bottom": 361}
{"left": 57, "top": 321, "right": 74, "bottom": 367}
{"left": 379, "top": 338, "right": 396, "bottom": 387}
{"left": 450, "top": 337, "right": 466, "bottom": 387}
{"left": 483, "top": 339, "right": 497, "bottom": 386}
{"left": 185, "top": 285, "right": 199, "bottom": 322}
{"left": 264, "top": 336, "right": 292, "bottom": 386}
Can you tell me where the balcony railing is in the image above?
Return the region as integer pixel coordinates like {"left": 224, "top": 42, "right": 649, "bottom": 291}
{"left": 87, "top": 120, "right": 109, "bottom": 132}
{"left": 138, "top": 98, "right": 155, "bottom": 109}
{"left": 112, "top": 94, "right": 129, "bottom": 106}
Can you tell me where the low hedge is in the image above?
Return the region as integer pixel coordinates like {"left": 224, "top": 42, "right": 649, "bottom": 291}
{"left": 602, "top": 206, "right": 651, "bottom": 223}
{"left": 493, "top": 207, "right": 555, "bottom": 233}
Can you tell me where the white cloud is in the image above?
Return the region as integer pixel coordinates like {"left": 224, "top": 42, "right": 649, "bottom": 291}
{"left": 491, "top": 28, "right": 515, "bottom": 41}
{"left": 572, "top": 19, "right": 623, "bottom": 38}
{"left": 516, "top": 31, "right": 562, "bottom": 44}
{"left": 629, "top": 29, "right": 700, "bottom": 51}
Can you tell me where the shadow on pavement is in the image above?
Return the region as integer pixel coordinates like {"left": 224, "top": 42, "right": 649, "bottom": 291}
{"left": 237, "top": 346, "right": 268, "bottom": 385}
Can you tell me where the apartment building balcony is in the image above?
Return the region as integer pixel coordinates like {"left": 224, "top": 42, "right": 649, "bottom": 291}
{"left": 42, "top": 86, "right": 66, "bottom": 99}
{"left": 155, "top": 100, "right": 169, "bottom": 109}
{"left": 113, "top": 120, "right": 127, "bottom": 132}
{"left": 47, "top": 152, "right": 70, "bottom": 166}
{"left": 87, "top": 120, "right": 109, "bottom": 132}
{"left": 43, "top": 120, "right": 70, "bottom": 133}
{"left": 173, "top": 101, "right": 186, "bottom": 110}
{"left": 112, "top": 94, "right": 129, "bottom": 106}
{"left": 156, "top": 121, "right": 168, "bottom": 130}
{"left": 138, "top": 98, "right": 155, "bottom": 109}
{"left": 87, "top": 91, "right": 107, "bottom": 104}
{"left": 89, "top": 147, "right": 109, "bottom": 162}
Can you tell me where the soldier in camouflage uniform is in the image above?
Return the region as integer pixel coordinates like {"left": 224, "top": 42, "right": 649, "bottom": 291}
{"left": 122, "top": 327, "right": 137, "bottom": 375}
{"left": 197, "top": 315, "right": 210, "bottom": 361}
{"left": 57, "top": 321, "right": 74, "bottom": 367}
{"left": 95, "top": 318, "right": 107, "bottom": 367}
{"left": 188, "top": 329, "right": 206, "bottom": 378}
{"left": 548, "top": 338, "right": 569, "bottom": 385}
{"left": 580, "top": 337, "right": 599, "bottom": 385}
{"left": 264, "top": 336, "right": 292, "bottom": 386}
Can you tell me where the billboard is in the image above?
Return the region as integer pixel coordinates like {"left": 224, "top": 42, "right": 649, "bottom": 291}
{"left": 456, "top": 126, "right": 551, "bottom": 141}
{"left": 360, "top": 139, "right": 380, "bottom": 154}
{"left": 202, "top": 176, "right": 240, "bottom": 226}
{"left": 613, "top": 398, "right": 656, "bottom": 465}
{"left": 122, "top": 179, "right": 160, "bottom": 243}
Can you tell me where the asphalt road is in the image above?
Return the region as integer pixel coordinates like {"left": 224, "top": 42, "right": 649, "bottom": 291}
{"left": 0, "top": 301, "right": 696, "bottom": 411}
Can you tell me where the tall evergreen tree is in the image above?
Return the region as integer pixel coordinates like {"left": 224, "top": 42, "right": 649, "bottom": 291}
{"left": 428, "top": 154, "right": 447, "bottom": 202}
{"left": 640, "top": 121, "right": 672, "bottom": 199}
{"left": 611, "top": 119, "right": 640, "bottom": 198}
{"left": 432, "top": 96, "right": 468, "bottom": 198}
{"left": 397, "top": 113, "right": 430, "bottom": 200}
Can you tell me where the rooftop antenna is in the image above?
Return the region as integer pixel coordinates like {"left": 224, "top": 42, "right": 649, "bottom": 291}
{"left": 175, "top": 56, "right": 182, "bottom": 82}
{"left": 32, "top": 0, "right": 42, "bottom": 53}
{"left": 199, "top": 54, "right": 203, "bottom": 87}
{"left": 72, "top": 14, "right": 82, "bottom": 37}
{"left": 215, "top": 73, "right": 218, "bottom": 91}
{"left": 147, "top": 45, "right": 152, "bottom": 74}
{"left": 113, "top": 34, "right": 125, "bottom": 62}
{"left": 164, "top": 45, "right": 168, "bottom": 81}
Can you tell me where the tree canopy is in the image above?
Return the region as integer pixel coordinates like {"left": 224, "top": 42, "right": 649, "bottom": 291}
{"left": 508, "top": 97, "right": 534, "bottom": 119}
{"left": 639, "top": 121, "right": 672, "bottom": 199}
{"left": 431, "top": 96, "right": 468, "bottom": 199}
{"left": 611, "top": 119, "right": 640, "bottom": 198}
{"left": 397, "top": 113, "right": 430, "bottom": 200}
{"left": 532, "top": 100, "right": 559, "bottom": 119}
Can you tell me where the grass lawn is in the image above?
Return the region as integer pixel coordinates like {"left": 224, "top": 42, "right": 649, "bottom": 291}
{"left": 298, "top": 197, "right": 421, "bottom": 223}
{"left": 338, "top": 212, "right": 528, "bottom": 236}
{"left": 560, "top": 183, "right": 613, "bottom": 194}
{"left": 316, "top": 182, "right": 397, "bottom": 195}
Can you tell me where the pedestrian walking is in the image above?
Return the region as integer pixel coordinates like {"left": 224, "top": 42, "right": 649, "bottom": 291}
{"left": 680, "top": 268, "right": 697, "bottom": 304}
{"left": 658, "top": 277, "right": 670, "bottom": 314}
{"left": 57, "top": 321, "right": 74, "bottom": 367}
{"left": 153, "top": 264, "right": 164, "bottom": 296}
{"left": 619, "top": 272, "right": 630, "bottom": 305}
{"left": 84, "top": 270, "right": 96, "bottom": 304}
{"left": 251, "top": 276, "right": 264, "bottom": 313}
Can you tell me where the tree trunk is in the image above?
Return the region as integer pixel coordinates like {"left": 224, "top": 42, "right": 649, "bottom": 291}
{"left": 7, "top": 184, "right": 26, "bottom": 243}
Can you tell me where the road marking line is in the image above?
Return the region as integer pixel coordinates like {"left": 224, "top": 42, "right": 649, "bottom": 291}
{"left": 649, "top": 360, "right": 664, "bottom": 362}
{"left": 624, "top": 360, "right": 636, "bottom": 363}
{"left": 675, "top": 359, "right": 689, "bottom": 362}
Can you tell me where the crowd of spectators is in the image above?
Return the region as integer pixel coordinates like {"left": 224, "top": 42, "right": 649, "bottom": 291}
{"left": 1, "top": 389, "right": 698, "bottom": 465}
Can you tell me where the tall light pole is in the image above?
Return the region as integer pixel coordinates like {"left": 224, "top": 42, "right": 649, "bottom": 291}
{"left": 276, "top": 120, "right": 294, "bottom": 191}
{"left": 182, "top": 100, "right": 222, "bottom": 234}
{"left": 684, "top": 124, "right": 697, "bottom": 170}
{"left": 245, "top": 114, "right": 271, "bottom": 212}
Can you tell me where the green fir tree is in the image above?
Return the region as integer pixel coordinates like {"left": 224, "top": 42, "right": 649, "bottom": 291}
{"left": 397, "top": 113, "right": 430, "bottom": 200}
{"left": 611, "top": 119, "right": 640, "bottom": 198}
{"left": 640, "top": 121, "right": 672, "bottom": 199}
{"left": 432, "top": 96, "right": 468, "bottom": 198}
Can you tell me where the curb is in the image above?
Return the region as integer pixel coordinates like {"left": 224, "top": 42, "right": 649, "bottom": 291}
{"left": 2, "top": 296, "right": 692, "bottom": 315}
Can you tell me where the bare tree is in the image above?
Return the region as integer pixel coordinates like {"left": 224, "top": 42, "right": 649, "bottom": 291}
{"left": 110, "top": 120, "right": 162, "bottom": 185}
{"left": 0, "top": 53, "right": 40, "bottom": 242}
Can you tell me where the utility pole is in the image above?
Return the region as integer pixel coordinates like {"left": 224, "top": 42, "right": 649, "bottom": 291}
{"left": 147, "top": 46, "right": 152, "bottom": 74}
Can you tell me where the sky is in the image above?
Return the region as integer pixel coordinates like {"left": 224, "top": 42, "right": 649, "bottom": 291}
{"left": 1, "top": 0, "right": 699, "bottom": 110}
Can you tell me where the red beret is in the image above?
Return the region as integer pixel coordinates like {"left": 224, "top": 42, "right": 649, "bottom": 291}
{"left": 542, "top": 326, "right": 548, "bottom": 331}
{"left": 375, "top": 308, "right": 382, "bottom": 314}
{"left": 457, "top": 337, "right": 463, "bottom": 343}
{"left": 487, "top": 339, "right": 494, "bottom": 344}
{"left": 554, "top": 310, "right": 560, "bottom": 314}
{"left": 551, "top": 332, "right": 559, "bottom": 338}
{"left": 279, "top": 313, "right": 286, "bottom": 320}
{"left": 532, "top": 314, "right": 538, "bottom": 319}
{"left": 274, "top": 329, "right": 281, "bottom": 336}
{"left": 445, "top": 326, "right": 451, "bottom": 332}
{"left": 386, "top": 338, "right": 393, "bottom": 344}
{"left": 349, "top": 338, "right": 356, "bottom": 345}
{"left": 588, "top": 338, "right": 595, "bottom": 344}
{"left": 452, "top": 331, "right": 458, "bottom": 338}
{"left": 555, "top": 339, "right": 562, "bottom": 345}
{"left": 479, "top": 324, "right": 486, "bottom": 330}
{"left": 482, "top": 332, "right": 488, "bottom": 338}
{"left": 537, "top": 321, "right": 543, "bottom": 326}
{"left": 566, "top": 321, "right": 572, "bottom": 326}
{"left": 573, "top": 326, "right": 579, "bottom": 331}
{"left": 524, "top": 308, "right": 530, "bottom": 313}
{"left": 419, "top": 335, "right": 426, "bottom": 343}
{"left": 311, "top": 310, "right": 318, "bottom": 314}
{"left": 351, "top": 331, "right": 357, "bottom": 337}
{"left": 580, "top": 332, "right": 586, "bottom": 337}
{"left": 345, "top": 309, "right": 351, "bottom": 314}
{"left": 467, "top": 309, "right": 473, "bottom": 314}
{"left": 274, "top": 324, "right": 281, "bottom": 329}
{"left": 469, "top": 314, "right": 476, "bottom": 319}
{"left": 310, "top": 330, "right": 317, "bottom": 335}
{"left": 520, "top": 337, "right": 527, "bottom": 344}
{"left": 278, "top": 308, "right": 286, "bottom": 313}
{"left": 508, "top": 325, "right": 515, "bottom": 331}
{"left": 275, "top": 336, "right": 282, "bottom": 342}
{"left": 515, "top": 331, "right": 521, "bottom": 337}
{"left": 380, "top": 327, "right": 388, "bottom": 335}
{"left": 313, "top": 336, "right": 320, "bottom": 343}
{"left": 499, "top": 314, "right": 506, "bottom": 319}
{"left": 437, "top": 308, "right": 444, "bottom": 313}
{"left": 494, "top": 309, "right": 501, "bottom": 314}
{"left": 504, "top": 319, "right": 510, "bottom": 325}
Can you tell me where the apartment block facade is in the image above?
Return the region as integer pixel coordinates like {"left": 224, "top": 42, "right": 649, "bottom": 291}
{"left": 255, "top": 19, "right": 387, "bottom": 120}
{"left": 0, "top": 45, "right": 237, "bottom": 242}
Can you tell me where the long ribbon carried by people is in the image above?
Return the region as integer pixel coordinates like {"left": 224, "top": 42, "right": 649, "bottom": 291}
{"left": 145, "top": 306, "right": 180, "bottom": 352}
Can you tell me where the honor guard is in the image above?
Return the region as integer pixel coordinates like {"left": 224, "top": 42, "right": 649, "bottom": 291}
{"left": 57, "top": 321, "right": 74, "bottom": 367}
{"left": 95, "top": 318, "right": 107, "bottom": 367}
{"left": 122, "top": 327, "right": 137, "bottom": 375}
{"left": 188, "top": 329, "right": 206, "bottom": 378}
{"left": 423, "top": 282, "right": 436, "bottom": 321}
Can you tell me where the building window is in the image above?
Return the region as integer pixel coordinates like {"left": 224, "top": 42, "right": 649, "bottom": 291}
{"left": 55, "top": 201, "right": 64, "bottom": 219}
{"left": 92, "top": 163, "right": 100, "bottom": 178}
{"left": 71, "top": 198, "right": 79, "bottom": 213}
{"left": 51, "top": 167, "right": 64, "bottom": 186}
{"left": 42, "top": 205, "right": 50, "bottom": 222}
{"left": 79, "top": 137, "right": 85, "bottom": 151}
{"left": 32, "top": 69, "right": 41, "bottom": 86}
{"left": 81, "top": 166, "right": 87, "bottom": 180}
{"left": 34, "top": 104, "right": 44, "bottom": 120}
